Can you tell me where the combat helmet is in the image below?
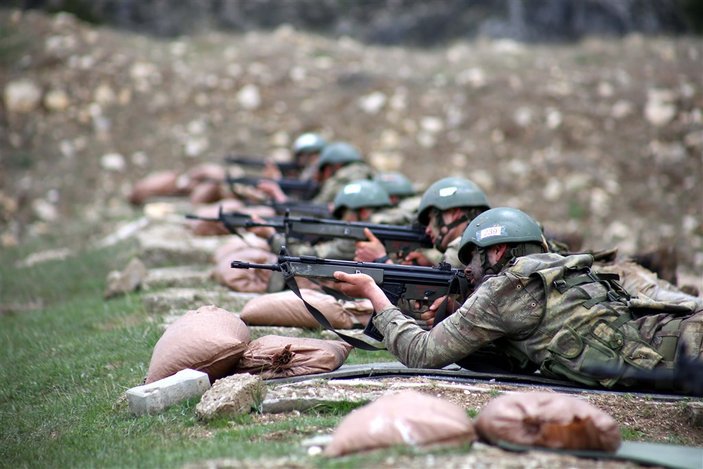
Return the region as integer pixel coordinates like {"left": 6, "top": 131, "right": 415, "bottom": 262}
{"left": 373, "top": 172, "right": 415, "bottom": 198}
{"left": 417, "top": 177, "right": 490, "bottom": 226}
{"left": 317, "top": 142, "right": 363, "bottom": 168}
{"left": 332, "top": 179, "right": 391, "bottom": 218}
{"left": 292, "top": 133, "right": 326, "bottom": 156}
{"left": 457, "top": 207, "right": 547, "bottom": 266}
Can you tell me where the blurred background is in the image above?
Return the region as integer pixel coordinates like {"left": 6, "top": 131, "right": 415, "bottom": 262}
{"left": 1, "top": 0, "right": 702, "bottom": 278}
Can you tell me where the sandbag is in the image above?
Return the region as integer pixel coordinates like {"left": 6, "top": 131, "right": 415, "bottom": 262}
{"left": 188, "top": 200, "right": 246, "bottom": 236}
{"left": 475, "top": 392, "right": 621, "bottom": 452}
{"left": 189, "top": 180, "right": 225, "bottom": 204}
{"left": 185, "top": 162, "right": 226, "bottom": 187}
{"left": 240, "top": 289, "right": 355, "bottom": 329}
{"left": 128, "top": 170, "right": 188, "bottom": 205}
{"left": 213, "top": 247, "right": 277, "bottom": 292}
{"left": 236, "top": 335, "right": 352, "bottom": 379}
{"left": 145, "top": 305, "right": 250, "bottom": 384}
{"left": 324, "top": 390, "right": 477, "bottom": 457}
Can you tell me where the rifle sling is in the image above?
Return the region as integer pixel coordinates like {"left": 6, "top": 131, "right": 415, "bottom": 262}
{"left": 282, "top": 274, "right": 385, "bottom": 351}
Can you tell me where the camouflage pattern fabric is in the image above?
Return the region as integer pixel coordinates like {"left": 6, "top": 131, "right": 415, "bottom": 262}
{"left": 595, "top": 259, "right": 703, "bottom": 310}
{"left": 369, "top": 195, "right": 421, "bottom": 226}
{"left": 312, "top": 162, "right": 376, "bottom": 204}
{"left": 373, "top": 252, "right": 701, "bottom": 389}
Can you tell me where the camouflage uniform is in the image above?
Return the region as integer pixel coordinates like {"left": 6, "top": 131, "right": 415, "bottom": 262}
{"left": 595, "top": 260, "right": 703, "bottom": 309}
{"left": 370, "top": 195, "right": 421, "bottom": 226}
{"left": 312, "top": 163, "right": 375, "bottom": 204}
{"left": 373, "top": 252, "right": 702, "bottom": 388}
{"left": 442, "top": 237, "right": 463, "bottom": 269}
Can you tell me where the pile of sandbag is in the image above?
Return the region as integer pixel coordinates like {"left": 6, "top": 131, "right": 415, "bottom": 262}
{"left": 129, "top": 164, "right": 230, "bottom": 206}
{"left": 323, "top": 390, "right": 621, "bottom": 457}
{"left": 144, "top": 305, "right": 354, "bottom": 384}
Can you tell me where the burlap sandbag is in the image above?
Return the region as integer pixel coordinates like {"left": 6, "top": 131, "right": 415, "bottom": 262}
{"left": 185, "top": 162, "right": 226, "bottom": 186}
{"left": 240, "top": 289, "right": 355, "bottom": 329}
{"left": 214, "top": 247, "right": 277, "bottom": 292}
{"left": 189, "top": 180, "right": 225, "bottom": 204}
{"left": 475, "top": 392, "right": 621, "bottom": 452}
{"left": 236, "top": 335, "right": 352, "bottom": 379}
{"left": 188, "top": 200, "right": 246, "bottom": 236}
{"left": 324, "top": 390, "right": 477, "bottom": 457}
{"left": 128, "top": 170, "right": 188, "bottom": 205}
{"left": 213, "top": 233, "right": 271, "bottom": 258}
{"left": 145, "top": 305, "right": 250, "bottom": 384}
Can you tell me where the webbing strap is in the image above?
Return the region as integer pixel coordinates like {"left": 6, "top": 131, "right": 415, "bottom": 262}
{"left": 283, "top": 274, "right": 384, "bottom": 351}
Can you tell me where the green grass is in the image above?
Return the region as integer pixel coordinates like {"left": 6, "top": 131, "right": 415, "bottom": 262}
{"left": 0, "top": 236, "right": 427, "bottom": 468}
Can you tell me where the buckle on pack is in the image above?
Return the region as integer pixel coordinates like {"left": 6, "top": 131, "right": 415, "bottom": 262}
{"left": 553, "top": 279, "right": 567, "bottom": 293}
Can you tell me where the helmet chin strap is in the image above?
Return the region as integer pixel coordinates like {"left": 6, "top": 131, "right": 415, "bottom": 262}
{"left": 433, "top": 215, "right": 468, "bottom": 251}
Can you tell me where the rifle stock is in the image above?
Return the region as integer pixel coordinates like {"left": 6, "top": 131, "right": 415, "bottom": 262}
{"left": 224, "top": 155, "right": 303, "bottom": 173}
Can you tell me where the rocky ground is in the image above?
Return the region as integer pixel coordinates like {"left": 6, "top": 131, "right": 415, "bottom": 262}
{"left": 2, "top": 9, "right": 703, "bottom": 466}
{"left": 1, "top": 8, "right": 702, "bottom": 284}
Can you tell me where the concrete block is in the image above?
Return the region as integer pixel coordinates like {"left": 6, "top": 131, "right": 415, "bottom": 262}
{"left": 126, "top": 368, "right": 211, "bottom": 415}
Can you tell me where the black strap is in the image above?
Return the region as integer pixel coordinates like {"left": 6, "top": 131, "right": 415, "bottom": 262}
{"left": 283, "top": 273, "right": 384, "bottom": 351}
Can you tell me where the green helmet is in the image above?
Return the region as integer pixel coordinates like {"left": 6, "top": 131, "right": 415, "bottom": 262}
{"left": 292, "top": 132, "right": 326, "bottom": 156}
{"left": 417, "top": 177, "right": 490, "bottom": 226}
{"left": 457, "top": 207, "right": 545, "bottom": 265}
{"left": 373, "top": 172, "right": 415, "bottom": 197}
{"left": 318, "top": 142, "right": 362, "bottom": 168}
{"left": 332, "top": 179, "right": 391, "bottom": 218}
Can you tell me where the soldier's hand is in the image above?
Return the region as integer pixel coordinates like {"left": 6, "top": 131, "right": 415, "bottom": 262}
{"left": 257, "top": 179, "right": 288, "bottom": 203}
{"left": 333, "top": 271, "right": 392, "bottom": 311}
{"left": 246, "top": 214, "right": 276, "bottom": 239}
{"left": 262, "top": 160, "right": 282, "bottom": 180}
{"left": 401, "top": 250, "right": 434, "bottom": 266}
{"left": 354, "top": 228, "right": 389, "bottom": 262}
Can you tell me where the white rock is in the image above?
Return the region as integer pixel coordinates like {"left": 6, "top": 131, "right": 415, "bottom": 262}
{"left": 237, "top": 84, "right": 261, "bottom": 110}
{"left": 513, "top": 107, "right": 533, "bottom": 128}
{"left": 44, "top": 89, "right": 70, "bottom": 111}
{"left": 101, "top": 153, "right": 126, "bottom": 172}
{"left": 420, "top": 116, "right": 443, "bottom": 134}
{"left": 31, "top": 199, "right": 58, "bottom": 222}
{"left": 358, "top": 91, "right": 387, "bottom": 115}
{"left": 645, "top": 89, "right": 677, "bottom": 126}
{"left": 4, "top": 80, "right": 42, "bottom": 113}
{"left": 611, "top": 100, "right": 633, "bottom": 119}
{"left": 94, "top": 84, "right": 116, "bottom": 105}
{"left": 131, "top": 151, "right": 149, "bottom": 167}
{"left": 545, "top": 108, "right": 562, "bottom": 129}
{"left": 542, "top": 179, "right": 562, "bottom": 201}
{"left": 184, "top": 137, "right": 209, "bottom": 158}
{"left": 456, "top": 67, "right": 486, "bottom": 88}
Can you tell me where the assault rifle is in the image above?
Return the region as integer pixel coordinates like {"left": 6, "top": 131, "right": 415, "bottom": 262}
{"left": 268, "top": 200, "right": 332, "bottom": 217}
{"left": 224, "top": 155, "right": 303, "bottom": 174}
{"left": 225, "top": 175, "right": 318, "bottom": 199}
{"left": 186, "top": 208, "right": 433, "bottom": 258}
{"left": 231, "top": 252, "right": 468, "bottom": 343}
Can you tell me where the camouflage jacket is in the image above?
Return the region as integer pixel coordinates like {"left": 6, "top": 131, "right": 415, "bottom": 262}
{"left": 312, "top": 162, "right": 376, "bottom": 204}
{"left": 369, "top": 195, "right": 421, "bottom": 226}
{"left": 373, "top": 253, "right": 698, "bottom": 387}
{"left": 268, "top": 233, "right": 357, "bottom": 260}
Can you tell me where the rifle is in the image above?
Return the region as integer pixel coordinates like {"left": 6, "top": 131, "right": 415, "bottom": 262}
{"left": 187, "top": 208, "right": 433, "bottom": 258}
{"left": 231, "top": 251, "right": 468, "bottom": 344}
{"left": 225, "top": 175, "right": 318, "bottom": 199}
{"left": 224, "top": 155, "right": 303, "bottom": 174}
{"left": 268, "top": 200, "right": 332, "bottom": 217}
